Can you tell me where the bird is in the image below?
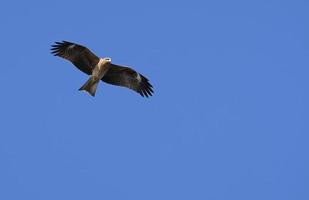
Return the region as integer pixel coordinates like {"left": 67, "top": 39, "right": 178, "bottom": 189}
{"left": 50, "top": 41, "right": 153, "bottom": 97}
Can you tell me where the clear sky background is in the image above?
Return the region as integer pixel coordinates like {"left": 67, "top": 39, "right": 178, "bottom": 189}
{"left": 0, "top": 0, "right": 308, "bottom": 199}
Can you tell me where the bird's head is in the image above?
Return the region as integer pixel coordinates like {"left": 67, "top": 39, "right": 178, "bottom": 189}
{"left": 104, "top": 57, "right": 112, "bottom": 63}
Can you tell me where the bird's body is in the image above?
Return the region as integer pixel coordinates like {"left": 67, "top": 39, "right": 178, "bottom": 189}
{"left": 95, "top": 58, "right": 111, "bottom": 80}
{"left": 51, "top": 41, "right": 153, "bottom": 97}
{"left": 79, "top": 58, "right": 111, "bottom": 96}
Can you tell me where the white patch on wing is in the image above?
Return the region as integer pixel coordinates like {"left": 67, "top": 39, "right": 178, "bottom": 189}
{"left": 136, "top": 73, "right": 142, "bottom": 82}
{"left": 66, "top": 44, "right": 76, "bottom": 55}
{"left": 68, "top": 44, "right": 75, "bottom": 49}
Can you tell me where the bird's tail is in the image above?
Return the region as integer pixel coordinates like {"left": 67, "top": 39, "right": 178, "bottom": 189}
{"left": 79, "top": 77, "right": 99, "bottom": 97}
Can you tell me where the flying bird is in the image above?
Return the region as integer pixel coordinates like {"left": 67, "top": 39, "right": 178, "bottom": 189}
{"left": 50, "top": 41, "right": 153, "bottom": 97}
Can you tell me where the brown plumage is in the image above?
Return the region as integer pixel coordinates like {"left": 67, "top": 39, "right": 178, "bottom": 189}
{"left": 51, "top": 41, "right": 153, "bottom": 97}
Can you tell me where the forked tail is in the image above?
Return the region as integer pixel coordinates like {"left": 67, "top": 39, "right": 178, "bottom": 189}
{"left": 79, "top": 77, "right": 99, "bottom": 97}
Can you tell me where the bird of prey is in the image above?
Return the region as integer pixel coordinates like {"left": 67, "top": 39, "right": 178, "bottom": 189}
{"left": 50, "top": 41, "right": 153, "bottom": 97}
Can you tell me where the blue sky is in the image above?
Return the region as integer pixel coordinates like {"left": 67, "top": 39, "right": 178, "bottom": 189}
{"left": 0, "top": 0, "right": 308, "bottom": 199}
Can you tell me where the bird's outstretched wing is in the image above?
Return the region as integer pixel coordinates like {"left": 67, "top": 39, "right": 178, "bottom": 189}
{"left": 102, "top": 64, "right": 154, "bottom": 97}
{"left": 51, "top": 41, "right": 100, "bottom": 75}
